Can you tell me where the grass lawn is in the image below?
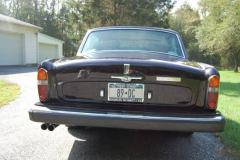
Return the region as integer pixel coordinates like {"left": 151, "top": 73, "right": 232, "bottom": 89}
{"left": 218, "top": 71, "right": 240, "bottom": 157}
{"left": 0, "top": 80, "right": 21, "bottom": 108}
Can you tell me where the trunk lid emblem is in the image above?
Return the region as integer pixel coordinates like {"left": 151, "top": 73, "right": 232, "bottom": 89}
{"left": 111, "top": 76, "right": 142, "bottom": 82}
{"left": 124, "top": 64, "right": 130, "bottom": 74}
{"left": 111, "top": 64, "right": 142, "bottom": 82}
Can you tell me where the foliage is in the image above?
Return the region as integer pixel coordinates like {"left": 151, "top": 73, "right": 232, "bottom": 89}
{"left": 197, "top": 0, "right": 240, "bottom": 72}
{"left": 38, "top": 0, "right": 62, "bottom": 39}
{"left": 82, "top": 0, "right": 174, "bottom": 28}
{"left": 1, "top": 0, "right": 62, "bottom": 38}
{"left": 218, "top": 71, "right": 240, "bottom": 158}
{"left": 0, "top": 1, "right": 9, "bottom": 15}
{"left": 1, "top": 0, "right": 239, "bottom": 71}
{"left": 8, "top": 0, "right": 35, "bottom": 23}
{"left": 1, "top": 0, "right": 174, "bottom": 57}
{"left": 169, "top": 3, "right": 201, "bottom": 62}
{"left": 185, "top": 42, "right": 201, "bottom": 62}
{"left": 64, "top": 0, "right": 87, "bottom": 55}
{"left": 0, "top": 80, "right": 21, "bottom": 107}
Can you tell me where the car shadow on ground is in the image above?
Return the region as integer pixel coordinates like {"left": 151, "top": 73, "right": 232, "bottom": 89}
{"left": 67, "top": 127, "right": 227, "bottom": 160}
{"left": 0, "top": 66, "right": 37, "bottom": 75}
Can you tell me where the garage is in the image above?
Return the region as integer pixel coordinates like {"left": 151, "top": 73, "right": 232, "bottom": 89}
{"left": 38, "top": 33, "right": 64, "bottom": 64}
{"left": 0, "top": 14, "right": 64, "bottom": 66}
{"left": 39, "top": 43, "right": 57, "bottom": 63}
{"left": 0, "top": 31, "right": 23, "bottom": 65}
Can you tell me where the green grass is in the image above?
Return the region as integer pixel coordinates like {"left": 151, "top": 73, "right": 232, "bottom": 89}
{"left": 218, "top": 71, "right": 240, "bottom": 157}
{"left": 0, "top": 80, "right": 21, "bottom": 107}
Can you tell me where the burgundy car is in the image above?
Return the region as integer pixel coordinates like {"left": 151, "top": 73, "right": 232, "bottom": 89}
{"left": 29, "top": 26, "right": 225, "bottom": 135}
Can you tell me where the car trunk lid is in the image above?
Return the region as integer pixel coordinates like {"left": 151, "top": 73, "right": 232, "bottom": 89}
{"left": 54, "top": 57, "right": 203, "bottom": 107}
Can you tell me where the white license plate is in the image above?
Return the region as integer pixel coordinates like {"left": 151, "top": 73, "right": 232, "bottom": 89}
{"left": 108, "top": 83, "right": 144, "bottom": 102}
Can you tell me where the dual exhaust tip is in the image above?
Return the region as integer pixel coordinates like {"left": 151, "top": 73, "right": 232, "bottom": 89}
{"left": 41, "top": 123, "right": 59, "bottom": 131}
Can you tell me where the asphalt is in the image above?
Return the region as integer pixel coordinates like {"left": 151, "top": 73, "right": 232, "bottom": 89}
{"left": 0, "top": 66, "right": 229, "bottom": 160}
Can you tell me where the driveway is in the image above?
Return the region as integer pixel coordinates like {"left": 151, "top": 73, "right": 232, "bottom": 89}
{"left": 0, "top": 66, "right": 228, "bottom": 160}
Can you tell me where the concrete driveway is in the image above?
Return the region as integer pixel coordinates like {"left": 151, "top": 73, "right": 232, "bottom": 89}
{"left": 0, "top": 66, "right": 228, "bottom": 160}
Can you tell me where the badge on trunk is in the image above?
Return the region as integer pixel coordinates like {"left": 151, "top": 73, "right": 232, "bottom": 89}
{"left": 111, "top": 64, "right": 142, "bottom": 82}
{"left": 156, "top": 77, "right": 181, "bottom": 82}
{"left": 124, "top": 64, "right": 130, "bottom": 74}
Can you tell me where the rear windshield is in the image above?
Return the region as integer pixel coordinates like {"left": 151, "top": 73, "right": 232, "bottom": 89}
{"left": 81, "top": 29, "right": 184, "bottom": 57}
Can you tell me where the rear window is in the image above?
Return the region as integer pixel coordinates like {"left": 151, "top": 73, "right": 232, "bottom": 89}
{"left": 81, "top": 29, "right": 184, "bottom": 57}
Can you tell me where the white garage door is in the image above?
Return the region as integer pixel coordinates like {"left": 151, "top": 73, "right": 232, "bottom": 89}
{"left": 0, "top": 31, "right": 23, "bottom": 65}
{"left": 39, "top": 43, "right": 57, "bottom": 63}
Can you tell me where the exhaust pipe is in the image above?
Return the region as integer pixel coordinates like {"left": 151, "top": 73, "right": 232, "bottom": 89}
{"left": 41, "top": 123, "right": 49, "bottom": 130}
{"left": 47, "top": 124, "right": 59, "bottom": 131}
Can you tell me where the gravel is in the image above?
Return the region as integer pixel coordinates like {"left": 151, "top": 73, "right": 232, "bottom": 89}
{"left": 0, "top": 66, "right": 229, "bottom": 160}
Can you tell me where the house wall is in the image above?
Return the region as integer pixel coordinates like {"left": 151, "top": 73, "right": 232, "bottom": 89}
{"left": 38, "top": 43, "right": 58, "bottom": 63}
{"left": 38, "top": 33, "right": 64, "bottom": 60}
{"left": 0, "top": 21, "right": 39, "bottom": 64}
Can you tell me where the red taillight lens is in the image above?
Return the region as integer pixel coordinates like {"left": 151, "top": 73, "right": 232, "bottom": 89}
{"left": 37, "top": 69, "right": 48, "bottom": 101}
{"left": 207, "top": 92, "right": 218, "bottom": 109}
{"left": 207, "top": 75, "right": 220, "bottom": 109}
{"left": 38, "top": 85, "right": 48, "bottom": 100}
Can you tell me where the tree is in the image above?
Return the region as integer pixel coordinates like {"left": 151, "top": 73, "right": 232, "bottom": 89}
{"left": 1, "top": 0, "right": 176, "bottom": 57}
{"left": 0, "top": 0, "right": 9, "bottom": 15}
{"left": 82, "top": 0, "right": 174, "bottom": 28}
{"left": 6, "top": 0, "right": 35, "bottom": 24}
{"left": 34, "top": 0, "right": 38, "bottom": 25}
{"left": 169, "top": 3, "right": 201, "bottom": 61}
{"left": 61, "top": 0, "right": 87, "bottom": 56}
{"left": 38, "top": 0, "right": 62, "bottom": 39}
{"left": 197, "top": 0, "right": 240, "bottom": 72}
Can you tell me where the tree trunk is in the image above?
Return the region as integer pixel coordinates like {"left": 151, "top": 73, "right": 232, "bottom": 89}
{"left": 210, "top": 54, "right": 213, "bottom": 65}
{"left": 52, "top": 0, "right": 55, "bottom": 17}
{"left": 234, "top": 51, "right": 239, "bottom": 72}
{"left": 34, "top": 0, "right": 38, "bottom": 26}
{"left": 113, "top": 1, "right": 117, "bottom": 26}
{"left": 15, "top": 0, "right": 19, "bottom": 19}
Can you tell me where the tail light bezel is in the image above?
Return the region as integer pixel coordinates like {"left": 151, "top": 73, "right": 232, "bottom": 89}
{"left": 37, "top": 68, "right": 49, "bottom": 101}
{"left": 206, "top": 75, "right": 220, "bottom": 110}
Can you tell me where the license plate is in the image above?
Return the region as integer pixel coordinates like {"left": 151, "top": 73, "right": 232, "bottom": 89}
{"left": 108, "top": 83, "right": 144, "bottom": 102}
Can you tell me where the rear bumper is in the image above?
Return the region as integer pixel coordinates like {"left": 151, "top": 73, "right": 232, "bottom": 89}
{"left": 29, "top": 106, "right": 226, "bottom": 132}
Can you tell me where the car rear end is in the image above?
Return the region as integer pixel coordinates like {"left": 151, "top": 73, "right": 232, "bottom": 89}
{"left": 29, "top": 27, "right": 225, "bottom": 132}
{"left": 29, "top": 58, "right": 225, "bottom": 132}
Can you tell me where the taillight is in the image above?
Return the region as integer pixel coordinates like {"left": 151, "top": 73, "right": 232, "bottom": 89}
{"left": 207, "top": 75, "right": 220, "bottom": 109}
{"left": 37, "top": 69, "right": 48, "bottom": 101}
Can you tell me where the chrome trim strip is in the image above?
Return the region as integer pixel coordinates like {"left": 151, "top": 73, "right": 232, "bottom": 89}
{"left": 156, "top": 77, "right": 181, "bottom": 82}
{"left": 37, "top": 80, "right": 48, "bottom": 85}
{"left": 111, "top": 76, "right": 142, "bottom": 80}
{"left": 111, "top": 76, "right": 142, "bottom": 82}
{"left": 31, "top": 106, "right": 223, "bottom": 122}
{"left": 208, "top": 87, "right": 220, "bottom": 93}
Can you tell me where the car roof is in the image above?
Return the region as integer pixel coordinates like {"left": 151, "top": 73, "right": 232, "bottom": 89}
{"left": 88, "top": 26, "right": 179, "bottom": 34}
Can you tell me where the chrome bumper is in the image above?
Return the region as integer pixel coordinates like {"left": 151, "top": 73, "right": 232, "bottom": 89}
{"left": 29, "top": 106, "right": 226, "bottom": 132}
